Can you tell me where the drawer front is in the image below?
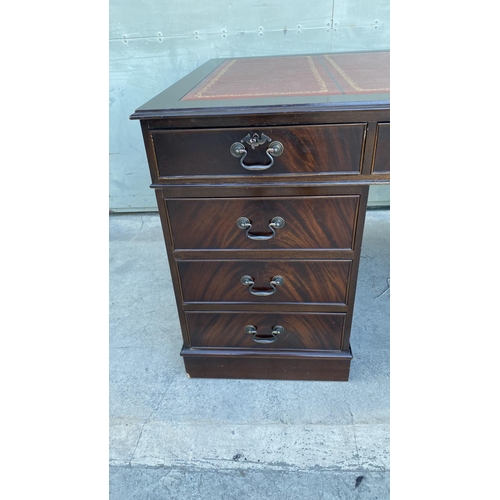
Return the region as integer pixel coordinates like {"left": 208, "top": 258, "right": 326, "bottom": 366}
{"left": 372, "top": 123, "right": 390, "bottom": 173}
{"left": 152, "top": 124, "right": 366, "bottom": 179}
{"left": 177, "top": 260, "right": 351, "bottom": 305}
{"left": 186, "top": 312, "right": 345, "bottom": 350}
{"left": 167, "top": 196, "right": 360, "bottom": 251}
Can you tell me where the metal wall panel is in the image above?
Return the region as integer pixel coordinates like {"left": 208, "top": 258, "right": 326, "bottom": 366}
{"left": 109, "top": 0, "right": 390, "bottom": 211}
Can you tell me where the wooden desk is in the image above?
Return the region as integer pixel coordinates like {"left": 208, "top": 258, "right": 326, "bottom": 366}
{"left": 130, "top": 51, "right": 389, "bottom": 381}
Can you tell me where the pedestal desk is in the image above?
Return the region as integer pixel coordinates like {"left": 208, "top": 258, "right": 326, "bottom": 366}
{"left": 130, "top": 51, "right": 389, "bottom": 381}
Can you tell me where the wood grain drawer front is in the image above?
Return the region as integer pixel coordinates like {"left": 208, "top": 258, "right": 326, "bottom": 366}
{"left": 167, "top": 196, "right": 360, "bottom": 251}
{"left": 177, "top": 260, "right": 351, "bottom": 305}
{"left": 372, "top": 123, "right": 390, "bottom": 173}
{"left": 186, "top": 312, "right": 345, "bottom": 350}
{"left": 151, "top": 124, "right": 366, "bottom": 179}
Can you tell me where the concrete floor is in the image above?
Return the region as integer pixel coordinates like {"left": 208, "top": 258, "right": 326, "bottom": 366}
{"left": 109, "top": 210, "right": 390, "bottom": 499}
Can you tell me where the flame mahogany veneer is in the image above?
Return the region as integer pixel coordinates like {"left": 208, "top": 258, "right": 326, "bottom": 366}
{"left": 131, "top": 51, "right": 389, "bottom": 380}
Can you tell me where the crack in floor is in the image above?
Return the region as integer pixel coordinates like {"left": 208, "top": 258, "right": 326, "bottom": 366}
{"left": 128, "top": 388, "right": 170, "bottom": 466}
{"left": 341, "top": 386, "right": 361, "bottom": 469}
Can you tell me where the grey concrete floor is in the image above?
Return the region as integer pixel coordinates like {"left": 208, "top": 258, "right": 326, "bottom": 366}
{"left": 109, "top": 210, "right": 390, "bottom": 499}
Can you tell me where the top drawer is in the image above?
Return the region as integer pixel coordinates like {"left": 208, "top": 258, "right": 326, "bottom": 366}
{"left": 150, "top": 124, "right": 366, "bottom": 180}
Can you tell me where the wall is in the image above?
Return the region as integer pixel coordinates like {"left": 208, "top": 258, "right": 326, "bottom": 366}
{"left": 109, "top": 0, "right": 390, "bottom": 211}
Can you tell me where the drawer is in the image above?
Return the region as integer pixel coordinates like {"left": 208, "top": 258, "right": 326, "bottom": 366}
{"left": 151, "top": 124, "right": 366, "bottom": 179}
{"left": 186, "top": 312, "right": 345, "bottom": 350}
{"left": 372, "top": 123, "right": 390, "bottom": 173}
{"left": 166, "top": 195, "right": 360, "bottom": 251}
{"left": 177, "top": 259, "right": 351, "bottom": 305}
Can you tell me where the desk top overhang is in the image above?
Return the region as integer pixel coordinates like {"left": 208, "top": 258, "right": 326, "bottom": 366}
{"left": 130, "top": 51, "right": 390, "bottom": 121}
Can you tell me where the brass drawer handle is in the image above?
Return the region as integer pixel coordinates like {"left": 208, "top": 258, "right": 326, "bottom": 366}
{"left": 240, "top": 275, "right": 284, "bottom": 296}
{"left": 236, "top": 216, "right": 285, "bottom": 240}
{"left": 245, "top": 325, "right": 285, "bottom": 344}
{"left": 230, "top": 133, "right": 283, "bottom": 171}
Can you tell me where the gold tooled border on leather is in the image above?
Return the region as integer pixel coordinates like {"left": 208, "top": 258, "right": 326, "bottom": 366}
{"left": 187, "top": 56, "right": 332, "bottom": 100}
{"left": 324, "top": 54, "right": 390, "bottom": 92}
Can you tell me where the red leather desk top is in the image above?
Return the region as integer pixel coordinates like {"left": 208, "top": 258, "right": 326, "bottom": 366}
{"left": 182, "top": 52, "right": 389, "bottom": 101}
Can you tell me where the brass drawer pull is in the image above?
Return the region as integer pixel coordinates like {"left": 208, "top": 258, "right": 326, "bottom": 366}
{"left": 236, "top": 216, "right": 285, "bottom": 240}
{"left": 245, "top": 325, "right": 285, "bottom": 344}
{"left": 240, "top": 275, "right": 284, "bottom": 296}
{"left": 230, "top": 133, "right": 283, "bottom": 171}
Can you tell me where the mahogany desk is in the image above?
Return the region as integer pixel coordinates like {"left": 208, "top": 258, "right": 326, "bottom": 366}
{"left": 130, "top": 51, "right": 389, "bottom": 381}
